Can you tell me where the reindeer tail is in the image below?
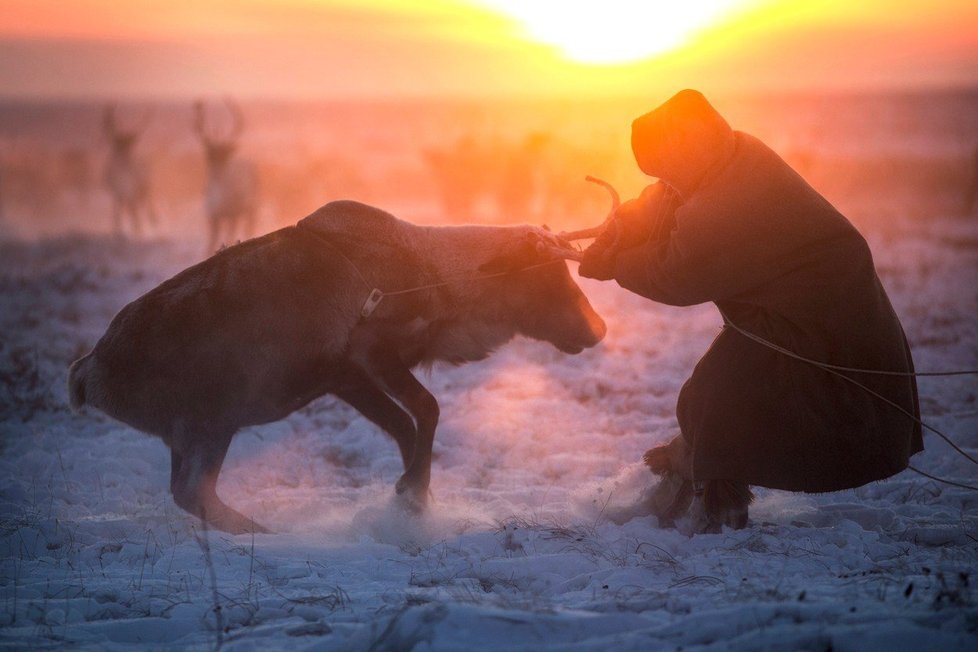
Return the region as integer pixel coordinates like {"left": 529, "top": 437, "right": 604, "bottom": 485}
{"left": 67, "top": 354, "right": 92, "bottom": 411}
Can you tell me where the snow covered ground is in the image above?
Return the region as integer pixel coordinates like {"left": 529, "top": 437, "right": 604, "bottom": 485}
{"left": 1, "top": 205, "right": 976, "bottom": 650}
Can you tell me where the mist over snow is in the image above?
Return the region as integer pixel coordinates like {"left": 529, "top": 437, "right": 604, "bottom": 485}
{"left": 1, "top": 208, "right": 975, "bottom": 650}
{"left": 1, "top": 94, "right": 978, "bottom": 650}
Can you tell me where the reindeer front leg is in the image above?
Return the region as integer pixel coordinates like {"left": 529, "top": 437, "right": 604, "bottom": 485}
{"left": 363, "top": 353, "right": 440, "bottom": 510}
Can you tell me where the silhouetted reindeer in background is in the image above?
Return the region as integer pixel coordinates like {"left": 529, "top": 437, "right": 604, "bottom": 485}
{"left": 102, "top": 105, "right": 157, "bottom": 237}
{"left": 194, "top": 99, "right": 260, "bottom": 255}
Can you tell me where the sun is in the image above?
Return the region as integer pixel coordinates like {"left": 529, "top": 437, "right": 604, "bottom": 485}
{"left": 471, "top": 0, "right": 751, "bottom": 65}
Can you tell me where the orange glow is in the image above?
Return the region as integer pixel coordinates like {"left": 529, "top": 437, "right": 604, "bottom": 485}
{"left": 0, "top": 0, "right": 504, "bottom": 42}
{"left": 469, "top": 0, "right": 759, "bottom": 64}
{"left": 0, "top": 0, "right": 976, "bottom": 98}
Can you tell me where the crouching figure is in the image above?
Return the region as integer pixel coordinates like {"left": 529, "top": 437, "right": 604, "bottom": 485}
{"left": 69, "top": 200, "right": 605, "bottom": 534}
{"left": 578, "top": 90, "right": 922, "bottom": 533}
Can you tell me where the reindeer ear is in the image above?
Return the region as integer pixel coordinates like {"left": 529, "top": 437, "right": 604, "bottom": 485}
{"left": 479, "top": 238, "right": 539, "bottom": 274}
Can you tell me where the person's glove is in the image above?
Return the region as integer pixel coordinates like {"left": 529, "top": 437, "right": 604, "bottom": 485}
{"left": 615, "top": 183, "right": 672, "bottom": 248}
{"left": 579, "top": 183, "right": 668, "bottom": 280}
{"left": 578, "top": 220, "right": 620, "bottom": 280}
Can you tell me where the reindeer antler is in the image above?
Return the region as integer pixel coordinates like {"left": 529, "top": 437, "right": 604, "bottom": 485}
{"left": 194, "top": 98, "right": 244, "bottom": 145}
{"left": 531, "top": 176, "right": 623, "bottom": 262}
{"left": 559, "top": 175, "right": 621, "bottom": 242}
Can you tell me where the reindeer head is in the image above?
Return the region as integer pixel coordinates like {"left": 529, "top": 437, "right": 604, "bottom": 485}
{"left": 193, "top": 98, "right": 245, "bottom": 171}
{"left": 477, "top": 224, "right": 607, "bottom": 353}
{"left": 103, "top": 105, "right": 148, "bottom": 158}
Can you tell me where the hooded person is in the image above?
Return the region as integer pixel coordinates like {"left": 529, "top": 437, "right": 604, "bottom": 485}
{"left": 580, "top": 89, "right": 922, "bottom": 533}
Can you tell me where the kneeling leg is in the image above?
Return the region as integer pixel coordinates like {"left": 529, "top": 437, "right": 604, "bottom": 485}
{"left": 688, "top": 479, "right": 753, "bottom": 534}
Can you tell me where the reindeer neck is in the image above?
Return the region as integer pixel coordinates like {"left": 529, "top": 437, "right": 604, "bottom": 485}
{"left": 415, "top": 224, "right": 524, "bottom": 309}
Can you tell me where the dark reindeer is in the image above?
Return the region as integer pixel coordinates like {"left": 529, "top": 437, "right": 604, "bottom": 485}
{"left": 102, "top": 105, "right": 157, "bottom": 237}
{"left": 194, "top": 99, "right": 260, "bottom": 256}
{"left": 68, "top": 200, "right": 606, "bottom": 534}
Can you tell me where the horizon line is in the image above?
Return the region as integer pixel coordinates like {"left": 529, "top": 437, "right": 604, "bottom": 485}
{"left": 2, "top": 81, "right": 977, "bottom": 106}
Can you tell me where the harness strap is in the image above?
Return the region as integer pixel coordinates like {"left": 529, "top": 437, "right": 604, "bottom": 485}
{"left": 297, "top": 222, "right": 564, "bottom": 318}
{"left": 719, "top": 310, "right": 978, "bottom": 467}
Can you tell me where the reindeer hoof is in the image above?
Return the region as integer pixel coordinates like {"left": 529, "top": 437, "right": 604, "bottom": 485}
{"left": 199, "top": 503, "right": 272, "bottom": 535}
{"left": 212, "top": 515, "right": 271, "bottom": 536}
{"left": 394, "top": 476, "right": 430, "bottom": 513}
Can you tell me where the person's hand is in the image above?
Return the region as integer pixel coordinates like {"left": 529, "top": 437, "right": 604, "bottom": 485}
{"left": 614, "top": 183, "right": 671, "bottom": 249}
{"left": 578, "top": 222, "right": 619, "bottom": 279}
{"left": 579, "top": 183, "right": 668, "bottom": 280}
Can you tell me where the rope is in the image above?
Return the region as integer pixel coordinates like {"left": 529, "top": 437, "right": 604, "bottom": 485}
{"left": 722, "top": 319, "right": 978, "bottom": 378}
{"left": 907, "top": 464, "right": 978, "bottom": 491}
{"left": 305, "top": 219, "right": 978, "bottom": 489}
{"left": 633, "top": 188, "right": 977, "bottom": 377}
{"left": 631, "top": 191, "right": 977, "bottom": 488}
{"left": 298, "top": 222, "right": 565, "bottom": 316}
{"left": 354, "top": 258, "right": 565, "bottom": 318}
{"left": 721, "top": 314, "right": 978, "bottom": 475}
{"left": 377, "top": 258, "right": 565, "bottom": 297}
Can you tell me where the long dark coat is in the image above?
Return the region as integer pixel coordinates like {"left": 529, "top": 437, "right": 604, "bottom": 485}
{"left": 610, "top": 133, "right": 923, "bottom": 492}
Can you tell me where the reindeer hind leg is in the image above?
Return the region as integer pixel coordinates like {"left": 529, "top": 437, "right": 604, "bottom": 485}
{"left": 170, "top": 430, "right": 270, "bottom": 535}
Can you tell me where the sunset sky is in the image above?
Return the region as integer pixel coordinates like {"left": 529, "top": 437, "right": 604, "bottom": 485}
{"left": 1, "top": 0, "right": 976, "bottom": 99}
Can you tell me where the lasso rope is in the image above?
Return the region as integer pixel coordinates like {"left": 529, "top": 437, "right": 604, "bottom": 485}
{"left": 721, "top": 313, "right": 978, "bottom": 491}
{"left": 302, "top": 214, "right": 978, "bottom": 490}
{"left": 635, "top": 185, "right": 977, "bottom": 490}
{"left": 299, "top": 223, "right": 565, "bottom": 316}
